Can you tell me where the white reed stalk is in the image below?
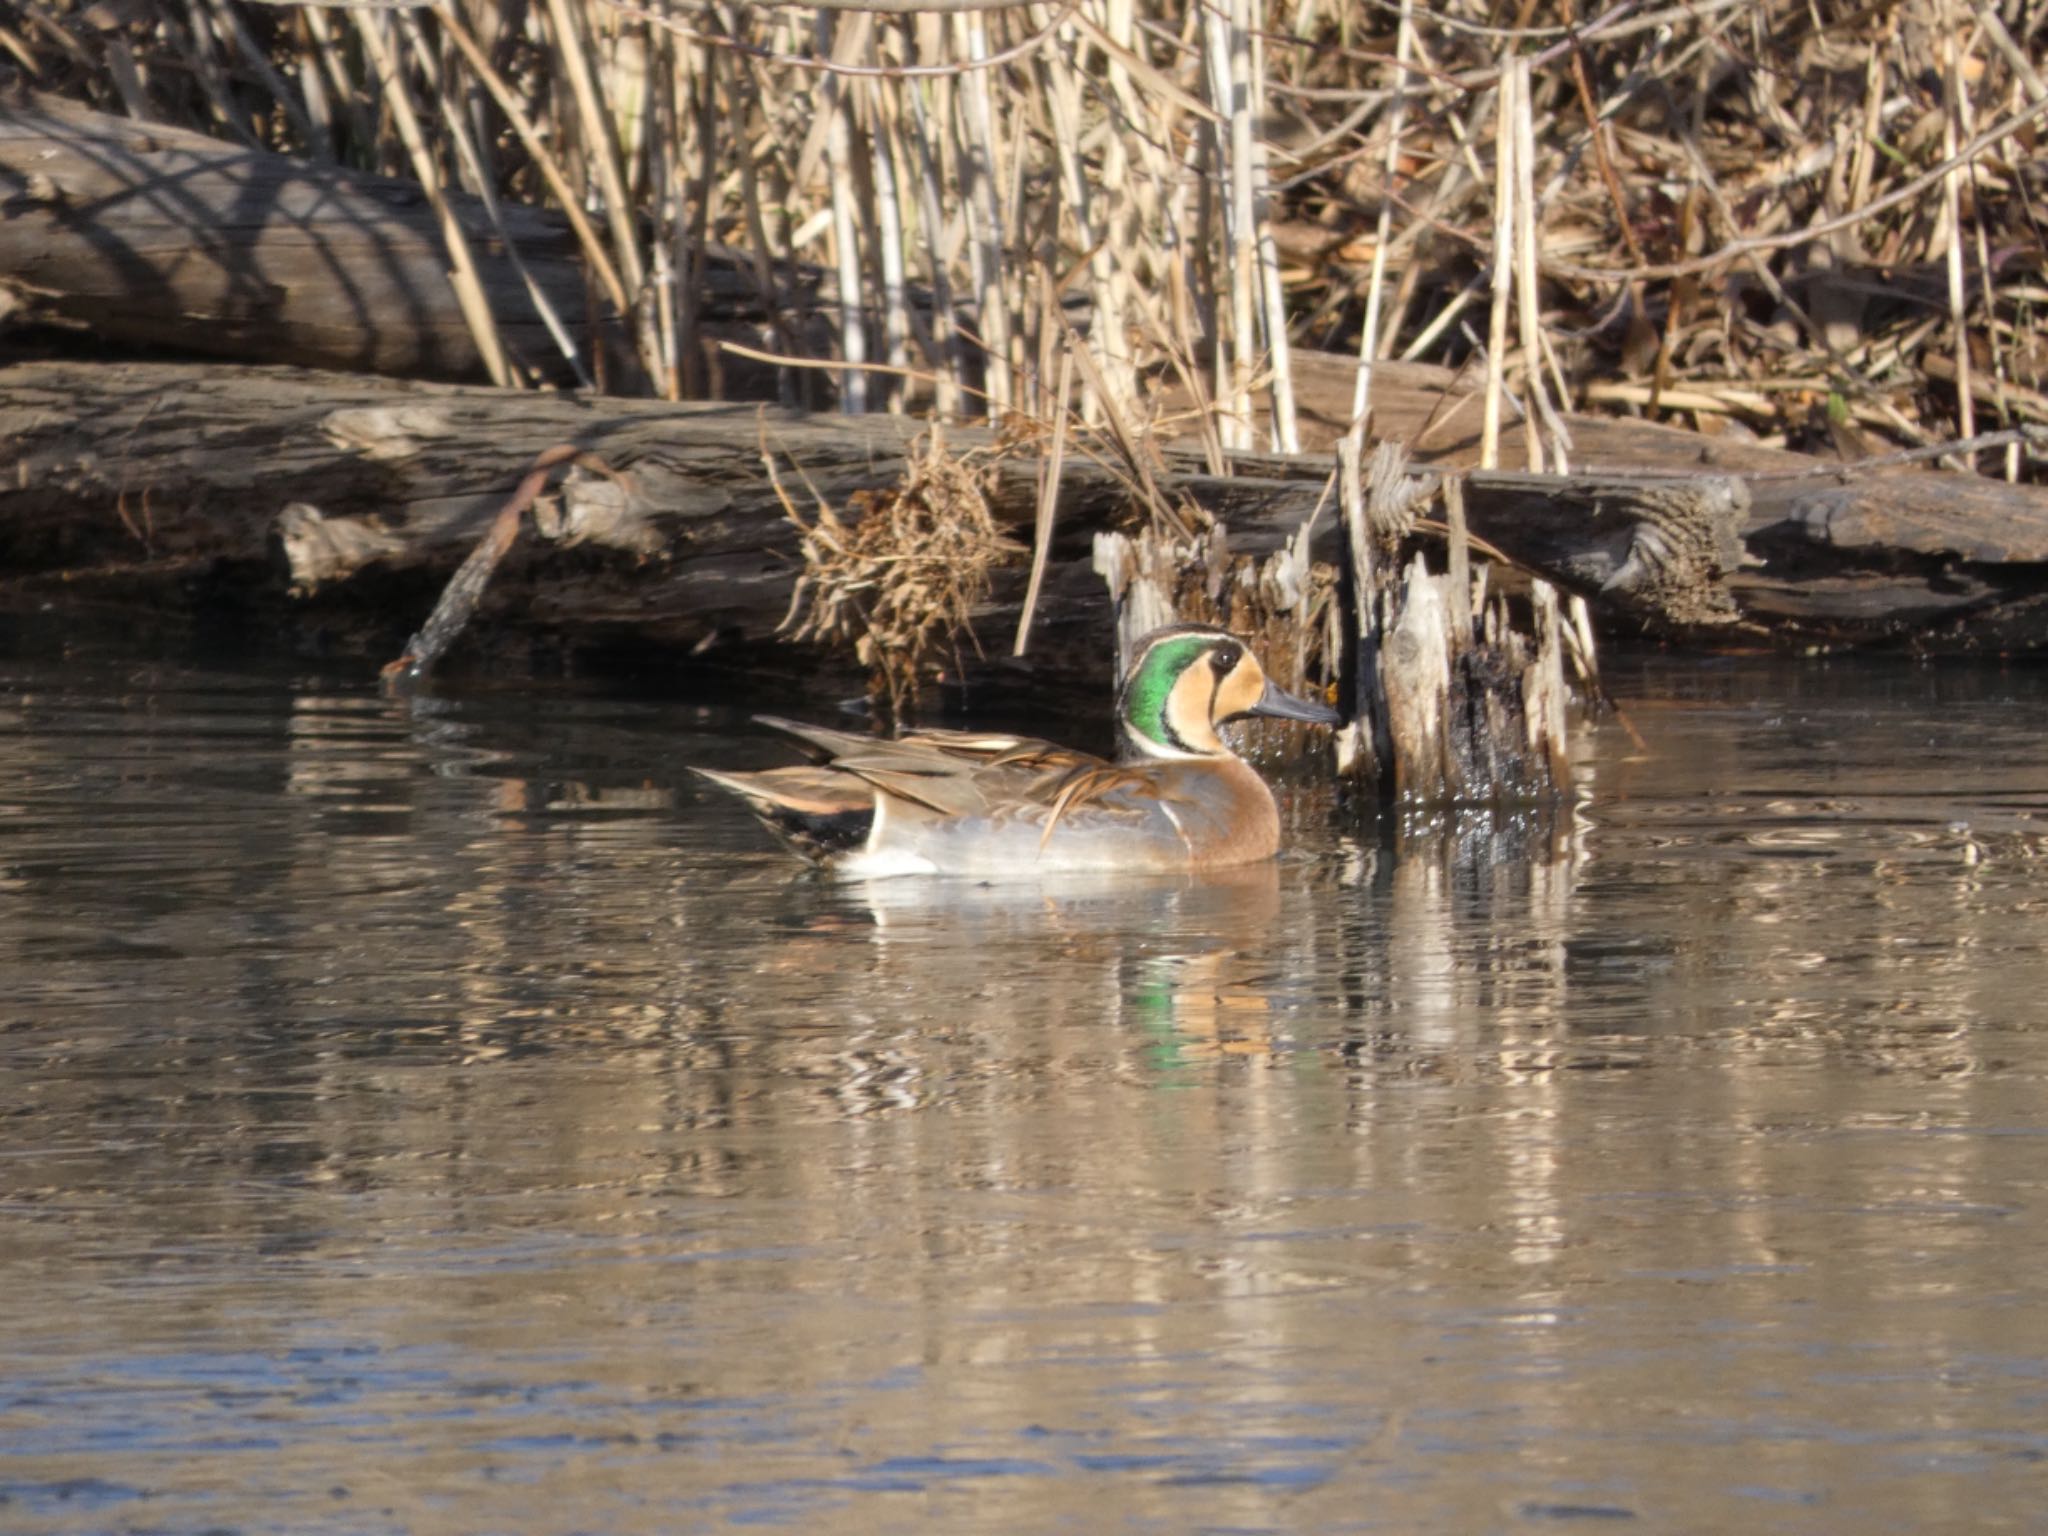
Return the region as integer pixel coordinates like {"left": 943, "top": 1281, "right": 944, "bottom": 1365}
{"left": 678, "top": 34, "right": 723, "bottom": 400}
{"left": 652, "top": 232, "right": 681, "bottom": 401}
{"left": 1511, "top": 56, "right": 1546, "bottom": 472}
{"left": 903, "top": 67, "right": 966, "bottom": 418}
{"left": 405, "top": 7, "right": 591, "bottom": 388}
{"left": 816, "top": 12, "right": 869, "bottom": 413}
{"left": 1479, "top": 62, "right": 1516, "bottom": 473}
{"left": 1014, "top": 340, "right": 1073, "bottom": 656}
{"left": 1246, "top": 0, "right": 1298, "bottom": 454}
{"left": 652, "top": 50, "right": 684, "bottom": 399}
{"left": 1165, "top": 20, "right": 1224, "bottom": 454}
{"left": 1201, "top": 0, "right": 1252, "bottom": 451}
{"left": 1039, "top": 5, "right": 1131, "bottom": 420}
{"left": 954, "top": 8, "right": 1013, "bottom": 415}
{"left": 1348, "top": 0, "right": 1412, "bottom": 444}
{"left": 865, "top": 71, "right": 911, "bottom": 413}
{"left": 1940, "top": 1, "right": 1975, "bottom": 459}
{"left": 544, "top": 0, "right": 647, "bottom": 300}
{"left": 1954, "top": 58, "right": 2017, "bottom": 481}
{"left": 435, "top": 5, "right": 630, "bottom": 316}
{"left": 1537, "top": 325, "right": 1576, "bottom": 473}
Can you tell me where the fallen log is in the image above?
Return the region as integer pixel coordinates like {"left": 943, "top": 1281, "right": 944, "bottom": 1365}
{"left": 0, "top": 95, "right": 829, "bottom": 396}
{"left": 0, "top": 95, "right": 614, "bottom": 385}
{"left": 1267, "top": 349, "right": 2048, "bottom": 643}
{"left": 8, "top": 88, "right": 2037, "bottom": 651}
{"left": 0, "top": 358, "right": 1745, "bottom": 659}
{"left": 2, "top": 357, "right": 2045, "bottom": 697}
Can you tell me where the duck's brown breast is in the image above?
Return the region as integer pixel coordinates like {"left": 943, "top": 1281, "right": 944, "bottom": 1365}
{"left": 1152, "top": 758, "right": 1282, "bottom": 870}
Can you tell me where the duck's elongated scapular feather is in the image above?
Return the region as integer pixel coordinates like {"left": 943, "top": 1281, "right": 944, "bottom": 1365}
{"left": 693, "top": 624, "right": 1341, "bottom": 877}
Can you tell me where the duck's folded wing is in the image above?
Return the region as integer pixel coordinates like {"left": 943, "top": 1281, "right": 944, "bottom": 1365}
{"left": 752, "top": 716, "right": 885, "bottom": 762}
{"left": 693, "top": 763, "right": 867, "bottom": 816}
{"left": 863, "top": 753, "right": 1153, "bottom": 832}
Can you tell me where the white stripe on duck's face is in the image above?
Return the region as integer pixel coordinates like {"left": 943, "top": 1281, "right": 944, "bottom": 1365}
{"left": 1122, "top": 632, "right": 1266, "bottom": 761}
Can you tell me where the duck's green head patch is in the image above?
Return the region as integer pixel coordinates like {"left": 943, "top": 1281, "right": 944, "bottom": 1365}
{"left": 1118, "top": 626, "right": 1244, "bottom": 759}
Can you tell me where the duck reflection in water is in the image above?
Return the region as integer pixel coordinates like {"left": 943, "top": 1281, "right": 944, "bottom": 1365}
{"left": 849, "top": 859, "right": 1292, "bottom": 1062}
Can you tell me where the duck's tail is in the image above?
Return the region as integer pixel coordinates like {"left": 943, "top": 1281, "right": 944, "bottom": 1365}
{"left": 691, "top": 764, "right": 874, "bottom": 864}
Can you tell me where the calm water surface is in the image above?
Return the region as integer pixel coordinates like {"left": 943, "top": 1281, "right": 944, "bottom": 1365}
{"left": 3, "top": 643, "right": 2047, "bottom": 1534}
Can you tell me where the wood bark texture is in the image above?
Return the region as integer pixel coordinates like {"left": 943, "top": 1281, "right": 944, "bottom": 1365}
{"left": 0, "top": 96, "right": 828, "bottom": 394}
{"left": 3, "top": 357, "right": 2045, "bottom": 693}
{"left": 0, "top": 358, "right": 1751, "bottom": 656}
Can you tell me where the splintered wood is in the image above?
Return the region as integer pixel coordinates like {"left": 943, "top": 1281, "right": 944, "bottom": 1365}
{"left": 1336, "top": 442, "right": 1573, "bottom": 803}
{"left": 1097, "top": 442, "right": 1579, "bottom": 805}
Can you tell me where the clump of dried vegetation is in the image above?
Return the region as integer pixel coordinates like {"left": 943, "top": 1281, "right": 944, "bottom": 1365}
{"left": 8, "top": 0, "right": 2046, "bottom": 467}
{"left": 776, "top": 430, "right": 1019, "bottom": 708}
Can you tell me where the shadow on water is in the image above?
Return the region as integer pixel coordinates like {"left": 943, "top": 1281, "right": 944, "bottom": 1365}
{"left": 3, "top": 643, "right": 2048, "bottom": 1531}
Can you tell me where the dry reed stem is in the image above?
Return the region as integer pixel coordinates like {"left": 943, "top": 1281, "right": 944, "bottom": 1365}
{"left": 954, "top": 8, "right": 1012, "bottom": 415}
{"left": 819, "top": 13, "right": 870, "bottom": 412}
{"left": 545, "top": 0, "right": 646, "bottom": 303}
{"left": 1939, "top": 0, "right": 1975, "bottom": 462}
{"left": 1013, "top": 332, "right": 1073, "bottom": 655}
{"left": 864, "top": 59, "right": 911, "bottom": 411}
{"left": 1479, "top": 60, "right": 1515, "bottom": 473}
{"left": 435, "top": 6, "right": 630, "bottom": 316}
{"left": 1510, "top": 56, "right": 1545, "bottom": 473}
{"left": 413, "top": 11, "right": 592, "bottom": 388}
{"left": 1347, "top": 0, "right": 1411, "bottom": 440}
{"left": 1247, "top": 0, "right": 1298, "bottom": 453}
{"left": 349, "top": 7, "right": 514, "bottom": 387}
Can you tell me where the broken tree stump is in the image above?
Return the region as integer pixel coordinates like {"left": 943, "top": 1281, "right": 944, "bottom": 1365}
{"left": 1344, "top": 447, "right": 1576, "bottom": 804}
{"left": 1094, "top": 444, "right": 1581, "bottom": 805}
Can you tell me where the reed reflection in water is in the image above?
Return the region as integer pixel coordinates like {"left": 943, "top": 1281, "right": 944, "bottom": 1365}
{"left": 1, "top": 649, "right": 2046, "bottom": 1532}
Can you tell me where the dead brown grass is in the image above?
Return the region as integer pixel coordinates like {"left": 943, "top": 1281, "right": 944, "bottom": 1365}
{"left": 778, "top": 430, "right": 1022, "bottom": 710}
{"left": 10, "top": 0, "right": 2046, "bottom": 708}
{"left": 13, "top": 0, "right": 2040, "bottom": 475}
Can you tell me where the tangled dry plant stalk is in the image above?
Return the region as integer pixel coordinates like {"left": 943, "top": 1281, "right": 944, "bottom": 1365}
{"left": 778, "top": 431, "right": 1022, "bottom": 711}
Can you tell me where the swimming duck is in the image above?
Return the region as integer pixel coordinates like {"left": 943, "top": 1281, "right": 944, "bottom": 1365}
{"left": 694, "top": 624, "right": 1341, "bottom": 878}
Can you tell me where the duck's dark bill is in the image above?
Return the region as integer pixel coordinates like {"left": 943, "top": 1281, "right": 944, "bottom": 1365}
{"left": 1248, "top": 681, "right": 1342, "bottom": 726}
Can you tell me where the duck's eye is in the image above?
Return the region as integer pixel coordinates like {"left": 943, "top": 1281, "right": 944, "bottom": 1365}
{"left": 1208, "top": 643, "right": 1242, "bottom": 676}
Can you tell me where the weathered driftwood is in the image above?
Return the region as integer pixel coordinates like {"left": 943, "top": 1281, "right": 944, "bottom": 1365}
{"left": 1453, "top": 471, "right": 1746, "bottom": 631}
{"left": 0, "top": 96, "right": 612, "bottom": 384}
{"left": 0, "top": 96, "right": 828, "bottom": 396}
{"left": 1271, "top": 349, "right": 2048, "bottom": 641}
{"left": 1341, "top": 448, "right": 1572, "bottom": 803}
{"left": 4, "top": 355, "right": 2048, "bottom": 701}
